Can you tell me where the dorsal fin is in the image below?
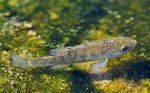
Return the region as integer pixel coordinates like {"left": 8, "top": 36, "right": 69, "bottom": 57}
{"left": 49, "top": 47, "right": 71, "bottom": 56}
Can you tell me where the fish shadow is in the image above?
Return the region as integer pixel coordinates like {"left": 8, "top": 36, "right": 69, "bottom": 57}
{"left": 29, "top": 67, "right": 104, "bottom": 93}
{"left": 67, "top": 69, "right": 104, "bottom": 93}
{"left": 27, "top": 60, "right": 150, "bottom": 92}
{"left": 92, "top": 60, "right": 150, "bottom": 81}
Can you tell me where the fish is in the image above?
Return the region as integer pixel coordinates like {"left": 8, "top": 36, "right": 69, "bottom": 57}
{"left": 9, "top": 36, "right": 137, "bottom": 74}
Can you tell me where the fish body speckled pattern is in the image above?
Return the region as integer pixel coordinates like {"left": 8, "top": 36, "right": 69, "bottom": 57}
{"left": 10, "top": 37, "right": 137, "bottom": 73}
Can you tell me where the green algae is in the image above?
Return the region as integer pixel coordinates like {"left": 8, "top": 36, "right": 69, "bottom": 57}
{"left": 0, "top": 0, "right": 150, "bottom": 93}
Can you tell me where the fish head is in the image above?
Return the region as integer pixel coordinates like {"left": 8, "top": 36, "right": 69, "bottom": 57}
{"left": 106, "top": 37, "right": 137, "bottom": 58}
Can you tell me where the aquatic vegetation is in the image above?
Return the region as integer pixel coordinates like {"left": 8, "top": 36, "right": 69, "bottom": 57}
{"left": 93, "top": 79, "right": 150, "bottom": 93}
{"left": 0, "top": 0, "right": 150, "bottom": 93}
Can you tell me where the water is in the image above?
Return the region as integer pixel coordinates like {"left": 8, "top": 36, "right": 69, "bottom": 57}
{"left": 0, "top": 0, "right": 150, "bottom": 92}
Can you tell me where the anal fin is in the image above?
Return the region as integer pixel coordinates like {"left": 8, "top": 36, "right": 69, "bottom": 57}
{"left": 50, "top": 64, "right": 69, "bottom": 69}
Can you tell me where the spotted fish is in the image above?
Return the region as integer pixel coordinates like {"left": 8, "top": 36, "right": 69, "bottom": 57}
{"left": 10, "top": 37, "right": 137, "bottom": 74}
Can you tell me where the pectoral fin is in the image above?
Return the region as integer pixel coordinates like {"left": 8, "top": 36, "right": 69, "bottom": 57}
{"left": 89, "top": 58, "right": 108, "bottom": 74}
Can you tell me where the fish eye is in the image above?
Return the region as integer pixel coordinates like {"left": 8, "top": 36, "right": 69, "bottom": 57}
{"left": 121, "top": 46, "right": 130, "bottom": 52}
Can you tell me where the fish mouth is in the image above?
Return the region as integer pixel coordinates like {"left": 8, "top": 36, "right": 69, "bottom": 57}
{"left": 123, "top": 37, "right": 137, "bottom": 50}
{"left": 132, "top": 39, "right": 137, "bottom": 48}
{"left": 125, "top": 37, "right": 137, "bottom": 48}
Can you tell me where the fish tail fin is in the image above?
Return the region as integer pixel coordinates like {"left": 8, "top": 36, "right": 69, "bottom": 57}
{"left": 9, "top": 52, "right": 32, "bottom": 68}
